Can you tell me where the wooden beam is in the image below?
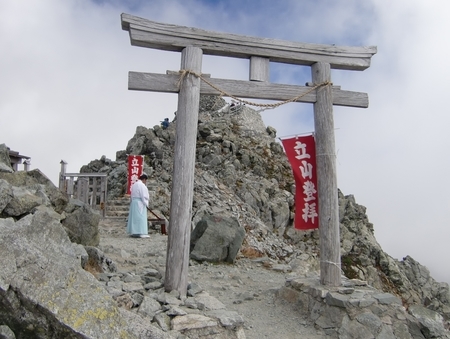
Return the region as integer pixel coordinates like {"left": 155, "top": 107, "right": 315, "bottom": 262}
{"left": 312, "top": 62, "right": 341, "bottom": 287}
{"left": 164, "top": 46, "right": 203, "bottom": 297}
{"left": 250, "top": 56, "right": 270, "bottom": 82}
{"left": 128, "top": 71, "right": 369, "bottom": 108}
{"left": 63, "top": 173, "right": 107, "bottom": 177}
{"left": 121, "top": 13, "right": 377, "bottom": 71}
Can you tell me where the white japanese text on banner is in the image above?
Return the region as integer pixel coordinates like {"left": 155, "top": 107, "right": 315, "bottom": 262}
{"left": 127, "top": 155, "right": 144, "bottom": 195}
{"left": 281, "top": 135, "right": 319, "bottom": 230}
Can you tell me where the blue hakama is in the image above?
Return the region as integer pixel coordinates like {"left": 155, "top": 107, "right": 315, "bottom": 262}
{"left": 126, "top": 179, "right": 149, "bottom": 236}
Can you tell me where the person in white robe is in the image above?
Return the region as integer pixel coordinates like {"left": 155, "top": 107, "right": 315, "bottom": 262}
{"left": 127, "top": 173, "right": 150, "bottom": 238}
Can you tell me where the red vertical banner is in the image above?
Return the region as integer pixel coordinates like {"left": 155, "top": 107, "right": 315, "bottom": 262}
{"left": 281, "top": 135, "right": 319, "bottom": 230}
{"left": 126, "top": 155, "right": 144, "bottom": 195}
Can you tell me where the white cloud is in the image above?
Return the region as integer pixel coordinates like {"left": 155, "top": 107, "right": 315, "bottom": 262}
{"left": 1, "top": 0, "right": 449, "bottom": 283}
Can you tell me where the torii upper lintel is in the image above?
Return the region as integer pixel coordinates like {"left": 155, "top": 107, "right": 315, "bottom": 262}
{"left": 121, "top": 13, "right": 376, "bottom": 71}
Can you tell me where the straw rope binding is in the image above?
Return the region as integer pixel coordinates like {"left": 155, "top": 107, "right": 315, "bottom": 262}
{"left": 178, "top": 69, "right": 331, "bottom": 110}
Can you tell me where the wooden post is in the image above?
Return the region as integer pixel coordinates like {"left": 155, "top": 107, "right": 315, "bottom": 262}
{"left": 312, "top": 62, "right": 341, "bottom": 286}
{"left": 59, "top": 160, "right": 67, "bottom": 191}
{"left": 250, "top": 56, "right": 270, "bottom": 82}
{"left": 68, "top": 177, "right": 75, "bottom": 196}
{"left": 165, "top": 46, "right": 203, "bottom": 297}
{"left": 101, "top": 176, "right": 107, "bottom": 217}
{"left": 91, "top": 177, "right": 98, "bottom": 206}
{"left": 23, "top": 159, "right": 31, "bottom": 171}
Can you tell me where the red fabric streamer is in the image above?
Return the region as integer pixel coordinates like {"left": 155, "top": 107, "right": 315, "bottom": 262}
{"left": 281, "top": 135, "right": 319, "bottom": 230}
{"left": 126, "top": 155, "right": 144, "bottom": 195}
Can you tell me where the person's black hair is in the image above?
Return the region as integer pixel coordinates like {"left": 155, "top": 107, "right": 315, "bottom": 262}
{"left": 139, "top": 173, "right": 148, "bottom": 180}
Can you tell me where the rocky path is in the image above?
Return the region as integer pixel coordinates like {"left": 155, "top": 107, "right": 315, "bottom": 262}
{"left": 98, "top": 218, "right": 325, "bottom": 339}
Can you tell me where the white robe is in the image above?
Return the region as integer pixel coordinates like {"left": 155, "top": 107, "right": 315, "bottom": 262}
{"left": 126, "top": 180, "right": 149, "bottom": 236}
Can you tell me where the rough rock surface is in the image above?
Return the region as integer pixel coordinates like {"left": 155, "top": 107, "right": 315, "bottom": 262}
{"left": 1, "top": 95, "right": 450, "bottom": 338}
{"left": 0, "top": 166, "right": 100, "bottom": 247}
{"left": 98, "top": 218, "right": 450, "bottom": 338}
{"left": 81, "top": 96, "right": 450, "bottom": 323}
{"left": 97, "top": 218, "right": 325, "bottom": 339}
{"left": 190, "top": 214, "right": 246, "bottom": 263}
{"left": 0, "top": 208, "right": 134, "bottom": 338}
{"left": 0, "top": 144, "right": 13, "bottom": 174}
{"left": 62, "top": 198, "right": 101, "bottom": 246}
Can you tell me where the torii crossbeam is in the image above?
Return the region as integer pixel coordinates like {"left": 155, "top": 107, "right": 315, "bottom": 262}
{"left": 121, "top": 13, "right": 376, "bottom": 296}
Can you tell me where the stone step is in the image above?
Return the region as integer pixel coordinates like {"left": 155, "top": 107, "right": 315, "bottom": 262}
{"left": 107, "top": 205, "right": 129, "bottom": 212}
{"left": 108, "top": 197, "right": 130, "bottom": 207}
{"left": 106, "top": 197, "right": 130, "bottom": 218}
{"left": 108, "top": 210, "right": 129, "bottom": 217}
{"left": 106, "top": 198, "right": 167, "bottom": 220}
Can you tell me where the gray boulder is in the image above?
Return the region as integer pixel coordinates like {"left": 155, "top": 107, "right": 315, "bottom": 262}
{"left": 138, "top": 296, "right": 162, "bottom": 319}
{"left": 0, "top": 325, "right": 16, "bottom": 339}
{"left": 83, "top": 246, "right": 117, "bottom": 273}
{"left": 408, "top": 305, "right": 447, "bottom": 338}
{"left": 0, "top": 207, "right": 136, "bottom": 338}
{"left": 62, "top": 198, "right": 101, "bottom": 246}
{"left": 0, "top": 179, "right": 13, "bottom": 214}
{"left": 2, "top": 185, "right": 42, "bottom": 216}
{"left": 0, "top": 167, "right": 100, "bottom": 249}
{"left": 0, "top": 144, "right": 13, "bottom": 173}
{"left": 118, "top": 308, "right": 175, "bottom": 339}
{"left": 190, "top": 215, "right": 245, "bottom": 263}
{"left": 0, "top": 169, "right": 68, "bottom": 214}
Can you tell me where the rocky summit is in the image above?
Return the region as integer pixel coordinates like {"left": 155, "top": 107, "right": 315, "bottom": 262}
{"left": 0, "top": 95, "right": 449, "bottom": 338}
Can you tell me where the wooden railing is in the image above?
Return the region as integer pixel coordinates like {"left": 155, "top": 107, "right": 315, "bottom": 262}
{"left": 59, "top": 161, "right": 108, "bottom": 217}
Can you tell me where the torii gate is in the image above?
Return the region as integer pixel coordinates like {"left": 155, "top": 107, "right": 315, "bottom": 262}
{"left": 121, "top": 13, "right": 376, "bottom": 296}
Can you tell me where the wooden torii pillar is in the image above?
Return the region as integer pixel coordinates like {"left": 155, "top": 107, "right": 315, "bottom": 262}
{"left": 121, "top": 13, "right": 376, "bottom": 295}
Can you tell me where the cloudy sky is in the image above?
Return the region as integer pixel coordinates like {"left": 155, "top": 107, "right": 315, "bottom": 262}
{"left": 2, "top": 0, "right": 450, "bottom": 283}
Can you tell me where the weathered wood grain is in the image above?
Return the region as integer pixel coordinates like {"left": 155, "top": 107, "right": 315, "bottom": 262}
{"left": 121, "top": 13, "right": 376, "bottom": 71}
{"left": 60, "top": 173, "right": 108, "bottom": 217}
{"left": 250, "top": 56, "right": 270, "bottom": 82}
{"left": 64, "top": 173, "right": 108, "bottom": 177}
{"left": 164, "top": 46, "right": 203, "bottom": 297}
{"left": 128, "top": 71, "right": 369, "bottom": 108}
{"left": 312, "top": 62, "right": 341, "bottom": 287}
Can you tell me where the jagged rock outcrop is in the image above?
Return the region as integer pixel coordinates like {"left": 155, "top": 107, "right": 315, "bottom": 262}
{"left": 80, "top": 95, "right": 450, "bottom": 335}
{"left": 82, "top": 97, "right": 293, "bottom": 233}
{"left": 0, "top": 144, "right": 13, "bottom": 174}
{"left": 0, "top": 170, "right": 68, "bottom": 216}
{"left": 339, "top": 192, "right": 450, "bottom": 320}
{"left": 0, "top": 171, "right": 100, "bottom": 248}
{"left": 0, "top": 148, "right": 150, "bottom": 338}
{"left": 0, "top": 207, "right": 137, "bottom": 338}
{"left": 2, "top": 94, "right": 450, "bottom": 337}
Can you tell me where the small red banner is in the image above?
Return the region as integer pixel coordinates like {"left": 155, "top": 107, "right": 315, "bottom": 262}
{"left": 126, "top": 155, "right": 144, "bottom": 195}
{"left": 281, "top": 135, "right": 319, "bottom": 230}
